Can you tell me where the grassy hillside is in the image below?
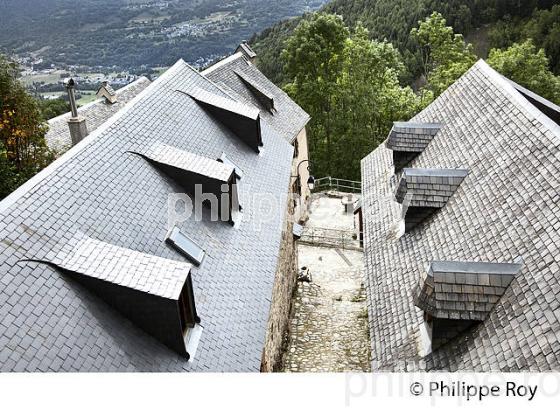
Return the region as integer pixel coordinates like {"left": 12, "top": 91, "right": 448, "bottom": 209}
{"left": 252, "top": 0, "right": 560, "bottom": 85}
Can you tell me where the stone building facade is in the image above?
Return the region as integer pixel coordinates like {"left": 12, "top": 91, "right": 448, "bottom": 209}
{"left": 260, "top": 191, "right": 298, "bottom": 371}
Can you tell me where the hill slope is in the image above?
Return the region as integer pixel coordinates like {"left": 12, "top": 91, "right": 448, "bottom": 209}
{"left": 0, "top": 0, "right": 329, "bottom": 69}
{"left": 252, "top": 0, "right": 560, "bottom": 85}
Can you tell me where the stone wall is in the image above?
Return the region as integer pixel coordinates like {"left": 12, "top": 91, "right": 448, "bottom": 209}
{"left": 260, "top": 195, "right": 298, "bottom": 372}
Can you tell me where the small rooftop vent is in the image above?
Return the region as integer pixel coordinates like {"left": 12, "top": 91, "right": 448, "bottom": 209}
{"left": 184, "top": 87, "right": 263, "bottom": 152}
{"left": 235, "top": 41, "right": 257, "bottom": 61}
{"left": 395, "top": 168, "right": 468, "bottom": 232}
{"left": 23, "top": 232, "right": 202, "bottom": 359}
{"left": 132, "top": 142, "right": 241, "bottom": 225}
{"left": 386, "top": 122, "right": 442, "bottom": 171}
{"left": 96, "top": 81, "right": 118, "bottom": 104}
{"left": 413, "top": 260, "right": 522, "bottom": 349}
{"left": 234, "top": 70, "right": 275, "bottom": 113}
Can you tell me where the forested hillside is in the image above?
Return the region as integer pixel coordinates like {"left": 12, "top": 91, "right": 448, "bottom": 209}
{"left": 252, "top": 0, "right": 560, "bottom": 85}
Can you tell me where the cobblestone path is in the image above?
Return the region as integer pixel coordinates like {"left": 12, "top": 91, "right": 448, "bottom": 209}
{"left": 283, "top": 194, "right": 371, "bottom": 372}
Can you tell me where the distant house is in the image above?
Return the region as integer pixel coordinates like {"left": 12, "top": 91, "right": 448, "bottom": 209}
{"left": 203, "top": 46, "right": 312, "bottom": 223}
{"left": 0, "top": 49, "right": 310, "bottom": 371}
{"left": 360, "top": 60, "right": 560, "bottom": 371}
{"left": 45, "top": 77, "right": 151, "bottom": 155}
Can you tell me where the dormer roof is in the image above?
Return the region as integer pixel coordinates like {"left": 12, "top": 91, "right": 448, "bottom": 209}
{"left": 96, "top": 82, "right": 118, "bottom": 104}
{"left": 22, "top": 232, "right": 199, "bottom": 358}
{"left": 131, "top": 142, "right": 239, "bottom": 224}
{"left": 235, "top": 41, "right": 257, "bottom": 60}
{"left": 184, "top": 87, "right": 263, "bottom": 152}
{"left": 395, "top": 168, "right": 468, "bottom": 231}
{"left": 235, "top": 70, "right": 275, "bottom": 112}
{"left": 136, "top": 141, "right": 235, "bottom": 183}
{"left": 386, "top": 122, "right": 443, "bottom": 171}
{"left": 202, "top": 52, "right": 310, "bottom": 144}
{"left": 414, "top": 260, "right": 522, "bottom": 321}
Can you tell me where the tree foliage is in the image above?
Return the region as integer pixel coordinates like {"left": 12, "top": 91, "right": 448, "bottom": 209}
{"left": 0, "top": 55, "right": 53, "bottom": 199}
{"left": 282, "top": 15, "right": 421, "bottom": 180}
{"left": 487, "top": 40, "right": 560, "bottom": 105}
{"left": 37, "top": 98, "right": 71, "bottom": 121}
{"left": 252, "top": 0, "right": 559, "bottom": 85}
{"left": 489, "top": 5, "right": 560, "bottom": 74}
{"left": 412, "top": 12, "right": 477, "bottom": 97}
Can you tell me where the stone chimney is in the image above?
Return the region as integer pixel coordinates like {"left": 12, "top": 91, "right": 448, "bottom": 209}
{"left": 235, "top": 41, "right": 257, "bottom": 63}
{"left": 64, "top": 78, "right": 89, "bottom": 145}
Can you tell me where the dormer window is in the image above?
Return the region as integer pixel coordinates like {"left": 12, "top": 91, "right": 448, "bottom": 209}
{"left": 167, "top": 226, "right": 205, "bottom": 266}
{"left": 182, "top": 87, "right": 263, "bottom": 152}
{"left": 235, "top": 41, "right": 257, "bottom": 61}
{"left": 96, "top": 81, "right": 118, "bottom": 104}
{"left": 131, "top": 142, "right": 240, "bottom": 225}
{"left": 23, "top": 231, "right": 202, "bottom": 359}
{"left": 234, "top": 70, "right": 275, "bottom": 113}
{"left": 413, "top": 260, "right": 522, "bottom": 351}
{"left": 395, "top": 168, "right": 468, "bottom": 232}
{"left": 386, "top": 122, "right": 443, "bottom": 171}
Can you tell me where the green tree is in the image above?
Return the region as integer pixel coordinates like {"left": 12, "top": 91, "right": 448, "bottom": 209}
{"left": 0, "top": 55, "right": 53, "bottom": 199}
{"left": 282, "top": 13, "right": 349, "bottom": 177}
{"left": 38, "top": 98, "right": 70, "bottom": 121}
{"left": 333, "top": 24, "right": 422, "bottom": 178}
{"left": 411, "top": 12, "right": 477, "bottom": 96}
{"left": 282, "top": 17, "right": 421, "bottom": 180}
{"left": 487, "top": 39, "right": 560, "bottom": 104}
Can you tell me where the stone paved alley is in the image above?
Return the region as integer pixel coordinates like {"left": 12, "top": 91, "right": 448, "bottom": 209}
{"left": 283, "top": 193, "right": 371, "bottom": 372}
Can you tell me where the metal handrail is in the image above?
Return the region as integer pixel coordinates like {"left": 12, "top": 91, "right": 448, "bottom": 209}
{"left": 299, "top": 226, "right": 363, "bottom": 250}
{"left": 313, "top": 176, "right": 362, "bottom": 193}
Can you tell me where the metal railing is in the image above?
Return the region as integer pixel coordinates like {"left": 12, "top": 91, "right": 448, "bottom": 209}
{"left": 299, "top": 226, "right": 363, "bottom": 250}
{"left": 313, "top": 176, "right": 362, "bottom": 193}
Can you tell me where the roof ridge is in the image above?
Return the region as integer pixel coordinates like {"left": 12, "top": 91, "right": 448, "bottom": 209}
{"left": 47, "top": 76, "right": 151, "bottom": 125}
{"left": 201, "top": 52, "right": 245, "bottom": 75}
{"left": 476, "top": 59, "right": 560, "bottom": 138}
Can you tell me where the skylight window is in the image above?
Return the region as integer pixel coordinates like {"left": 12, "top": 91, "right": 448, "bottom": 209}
{"left": 219, "top": 152, "right": 244, "bottom": 179}
{"left": 167, "top": 226, "right": 206, "bottom": 266}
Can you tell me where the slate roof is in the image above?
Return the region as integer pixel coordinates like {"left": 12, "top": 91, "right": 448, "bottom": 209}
{"left": 203, "top": 52, "right": 310, "bottom": 143}
{"left": 0, "top": 59, "right": 294, "bottom": 372}
{"left": 45, "top": 77, "right": 151, "bottom": 154}
{"left": 361, "top": 60, "right": 560, "bottom": 371}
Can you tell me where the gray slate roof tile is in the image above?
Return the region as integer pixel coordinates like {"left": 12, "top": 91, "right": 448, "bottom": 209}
{"left": 361, "top": 60, "right": 560, "bottom": 371}
{"left": 0, "top": 59, "right": 294, "bottom": 372}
